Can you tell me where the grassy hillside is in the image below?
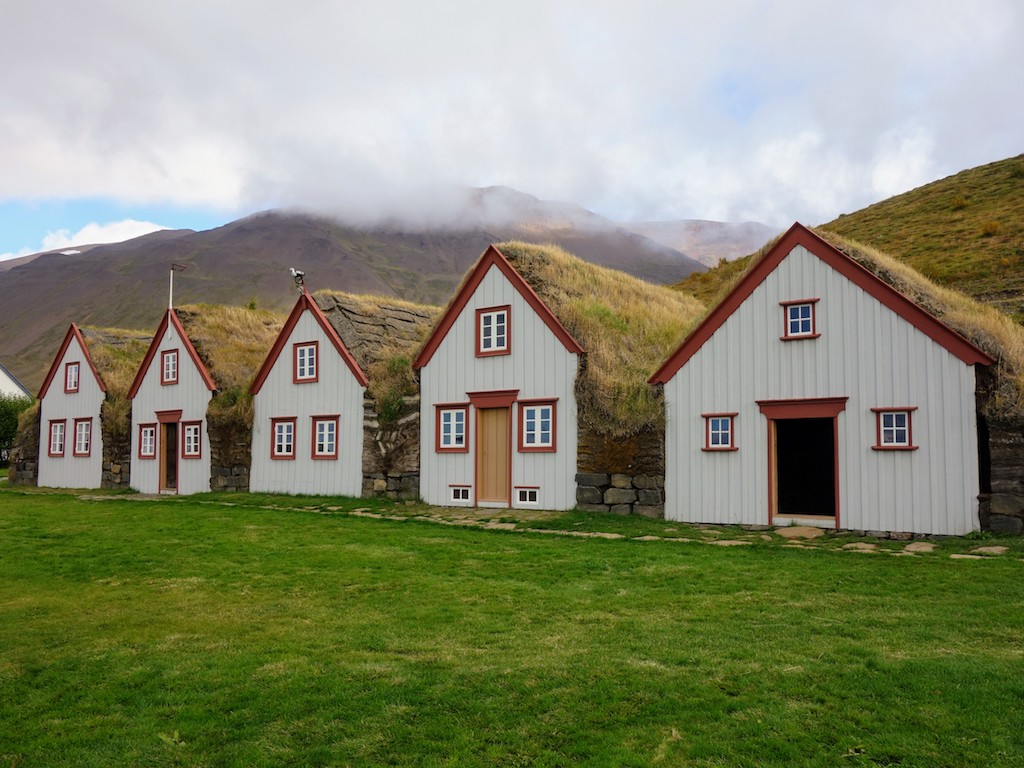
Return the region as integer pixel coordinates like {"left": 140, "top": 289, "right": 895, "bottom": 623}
{"left": 823, "top": 154, "right": 1024, "bottom": 319}
{"left": 675, "top": 154, "right": 1024, "bottom": 319}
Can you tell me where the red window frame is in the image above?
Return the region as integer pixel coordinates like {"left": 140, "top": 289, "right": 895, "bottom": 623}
{"left": 181, "top": 421, "right": 202, "bottom": 459}
{"left": 780, "top": 299, "right": 821, "bottom": 341}
{"left": 703, "top": 412, "right": 739, "bottom": 452}
{"left": 311, "top": 415, "right": 339, "bottom": 460}
{"left": 72, "top": 418, "right": 92, "bottom": 457}
{"left": 48, "top": 420, "right": 67, "bottom": 457}
{"left": 161, "top": 349, "right": 179, "bottom": 385}
{"left": 476, "top": 305, "right": 511, "bottom": 357}
{"left": 64, "top": 362, "right": 80, "bottom": 393}
{"left": 293, "top": 341, "right": 319, "bottom": 383}
{"left": 871, "top": 407, "right": 918, "bottom": 451}
{"left": 436, "top": 404, "right": 470, "bottom": 453}
{"left": 138, "top": 423, "right": 157, "bottom": 459}
{"left": 271, "top": 417, "right": 297, "bottom": 460}
{"left": 518, "top": 399, "right": 557, "bottom": 452}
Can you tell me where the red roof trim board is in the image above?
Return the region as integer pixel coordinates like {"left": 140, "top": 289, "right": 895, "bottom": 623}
{"left": 650, "top": 223, "right": 996, "bottom": 384}
{"left": 128, "top": 310, "right": 216, "bottom": 399}
{"left": 413, "top": 244, "right": 583, "bottom": 369}
{"left": 37, "top": 323, "right": 107, "bottom": 399}
{"left": 249, "top": 289, "right": 368, "bottom": 395}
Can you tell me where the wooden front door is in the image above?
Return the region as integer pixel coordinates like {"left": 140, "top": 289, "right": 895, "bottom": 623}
{"left": 477, "top": 407, "right": 510, "bottom": 504}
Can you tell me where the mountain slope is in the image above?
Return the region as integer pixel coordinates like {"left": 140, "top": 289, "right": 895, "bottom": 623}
{"left": 0, "top": 191, "right": 713, "bottom": 391}
{"left": 620, "top": 220, "right": 779, "bottom": 267}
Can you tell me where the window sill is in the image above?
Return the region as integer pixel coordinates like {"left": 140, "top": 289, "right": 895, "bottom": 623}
{"left": 702, "top": 446, "right": 739, "bottom": 452}
{"left": 779, "top": 334, "right": 821, "bottom": 342}
{"left": 872, "top": 445, "right": 918, "bottom": 451}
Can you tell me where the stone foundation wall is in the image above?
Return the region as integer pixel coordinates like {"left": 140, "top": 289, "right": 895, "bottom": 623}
{"left": 575, "top": 425, "right": 665, "bottom": 517}
{"left": 8, "top": 408, "right": 39, "bottom": 486}
{"left": 100, "top": 406, "right": 132, "bottom": 489}
{"left": 979, "top": 415, "right": 1024, "bottom": 535}
{"left": 362, "top": 395, "right": 420, "bottom": 500}
{"left": 575, "top": 472, "right": 664, "bottom": 517}
{"left": 208, "top": 421, "right": 251, "bottom": 492}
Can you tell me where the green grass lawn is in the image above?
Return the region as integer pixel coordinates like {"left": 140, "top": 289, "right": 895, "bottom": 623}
{"left": 1, "top": 489, "right": 1023, "bottom": 767}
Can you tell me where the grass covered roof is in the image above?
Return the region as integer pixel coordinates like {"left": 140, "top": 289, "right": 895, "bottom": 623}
{"left": 79, "top": 326, "right": 152, "bottom": 401}
{"left": 481, "top": 241, "right": 705, "bottom": 435}
{"left": 175, "top": 305, "right": 285, "bottom": 394}
{"left": 315, "top": 291, "right": 441, "bottom": 424}
{"left": 813, "top": 229, "right": 1024, "bottom": 420}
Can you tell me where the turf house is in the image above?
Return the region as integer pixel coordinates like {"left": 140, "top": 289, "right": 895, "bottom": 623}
{"left": 415, "top": 242, "right": 703, "bottom": 512}
{"left": 32, "top": 324, "right": 150, "bottom": 489}
{"left": 127, "top": 305, "right": 283, "bottom": 495}
{"left": 650, "top": 223, "right": 997, "bottom": 536}
{"left": 248, "top": 288, "right": 369, "bottom": 496}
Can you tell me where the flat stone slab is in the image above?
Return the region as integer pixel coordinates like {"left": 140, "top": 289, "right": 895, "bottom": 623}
{"left": 484, "top": 522, "right": 516, "bottom": 531}
{"left": 950, "top": 554, "right": 987, "bottom": 560}
{"left": 904, "top": 542, "right": 936, "bottom": 553}
{"left": 634, "top": 535, "right": 663, "bottom": 541}
{"left": 775, "top": 526, "right": 825, "bottom": 540}
{"left": 970, "top": 546, "right": 1008, "bottom": 555}
{"left": 711, "top": 539, "right": 752, "bottom": 546}
{"left": 842, "top": 542, "right": 878, "bottom": 552}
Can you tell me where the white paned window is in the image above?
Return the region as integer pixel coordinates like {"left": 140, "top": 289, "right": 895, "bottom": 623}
{"left": 313, "top": 417, "right": 338, "bottom": 458}
{"left": 139, "top": 425, "right": 156, "bottom": 458}
{"left": 516, "top": 488, "right": 539, "bottom": 505}
{"left": 295, "top": 343, "right": 317, "bottom": 382}
{"left": 272, "top": 419, "right": 295, "bottom": 458}
{"left": 781, "top": 300, "right": 818, "bottom": 339}
{"left": 478, "top": 307, "right": 509, "bottom": 355}
{"left": 703, "top": 413, "right": 738, "bottom": 451}
{"left": 873, "top": 408, "right": 917, "bottom": 450}
{"left": 65, "top": 362, "right": 80, "bottom": 392}
{"left": 74, "top": 419, "right": 91, "bottom": 456}
{"left": 162, "top": 350, "right": 178, "bottom": 384}
{"left": 49, "top": 421, "right": 66, "bottom": 457}
{"left": 451, "top": 486, "right": 471, "bottom": 502}
{"left": 521, "top": 403, "right": 554, "bottom": 450}
{"left": 439, "top": 408, "right": 467, "bottom": 450}
{"left": 182, "top": 422, "right": 202, "bottom": 458}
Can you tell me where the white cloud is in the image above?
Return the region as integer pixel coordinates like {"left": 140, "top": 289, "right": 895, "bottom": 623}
{"left": 0, "top": 0, "right": 1021, "bottom": 228}
{"left": 0, "top": 220, "right": 168, "bottom": 262}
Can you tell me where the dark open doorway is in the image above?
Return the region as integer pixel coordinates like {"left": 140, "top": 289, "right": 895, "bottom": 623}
{"left": 161, "top": 423, "right": 178, "bottom": 492}
{"left": 775, "top": 418, "right": 835, "bottom": 517}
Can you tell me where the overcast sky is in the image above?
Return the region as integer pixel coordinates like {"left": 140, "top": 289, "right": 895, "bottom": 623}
{"left": 1, "top": 0, "right": 1020, "bottom": 260}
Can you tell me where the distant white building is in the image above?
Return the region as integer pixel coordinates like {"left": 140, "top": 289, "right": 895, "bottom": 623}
{"left": 248, "top": 289, "right": 369, "bottom": 497}
{"left": 650, "top": 223, "right": 995, "bottom": 536}
{"left": 0, "top": 361, "right": 30, "bottom": 399}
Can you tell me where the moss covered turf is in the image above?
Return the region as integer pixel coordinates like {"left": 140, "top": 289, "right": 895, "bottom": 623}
{"left": 2, "top": 487, "right": 1023, "bottom": 767}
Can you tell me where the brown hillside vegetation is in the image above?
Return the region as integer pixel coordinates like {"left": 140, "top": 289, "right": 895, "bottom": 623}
{"left": 491, "top": 242, "right": 706, "bottom": 434}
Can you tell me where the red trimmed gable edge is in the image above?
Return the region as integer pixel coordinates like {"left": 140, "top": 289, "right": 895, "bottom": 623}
{"left": 649, "top": 222, "right": 995, "bottom": 385}
{"left": 249, "top": 289, "right": 369, "bottom": 395}
{"left": 127, "top": 310, "right": 217, "bottom": 399}
{"left": 413, "top": 244, "right": 584, "bottom": 369}
{"left": 37, "top": 323, "right": 107, "bottom": 400}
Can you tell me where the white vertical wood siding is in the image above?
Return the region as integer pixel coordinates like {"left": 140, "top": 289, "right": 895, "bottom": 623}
{"left": 420, "top": 264, "right": 579, "bottom": 509}
{"left": 130, "top": 320, "right": 213, "bottom": 495}
{"left": 664, "top": 244, "right": 981, "bottom": 535}
{"left": 250, "top": 310, "right": 365, "bottom": 496}
{"left": 38, "top": 335, "right": 105, "bottom": 489}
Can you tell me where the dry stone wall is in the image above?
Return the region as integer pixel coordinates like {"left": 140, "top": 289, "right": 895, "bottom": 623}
{"left": 980, "top": 415, "right": 1024, "bottom": 535}
{"left": 576, "top": 425, "right": 665, "bottom": 517}
{"left": 8, "top": 409, "right": 39, "bottom": 486}
{"left": 362, "top": 395, "right": 420, "bottom": 500}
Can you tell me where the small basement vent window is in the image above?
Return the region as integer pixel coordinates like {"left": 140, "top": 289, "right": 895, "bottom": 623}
{"left": 516, "top": 488, "right": 539, "bottom": 505}
{"left": 451, "top": 486, "right": 471, "bottom": 502}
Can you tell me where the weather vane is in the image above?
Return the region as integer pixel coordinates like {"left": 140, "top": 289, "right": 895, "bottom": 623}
{"left": 289, "top": 267, "right": 305, "bottom": 292}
